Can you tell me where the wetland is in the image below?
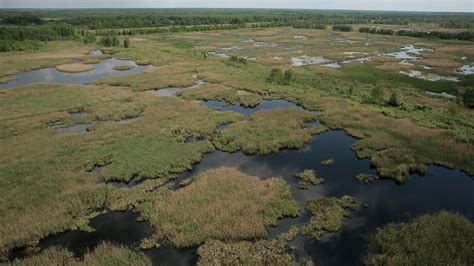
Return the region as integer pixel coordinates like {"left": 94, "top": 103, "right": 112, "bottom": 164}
{"left": 0, "top": 8, "right": 473, "bottom": 266}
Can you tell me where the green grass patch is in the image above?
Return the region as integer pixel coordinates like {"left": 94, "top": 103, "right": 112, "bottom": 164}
{"left": 301, "top": 196, "right": 358, "bottom": 240}
{"left": 213, "top": 108, "right": 317, "bottom": 155}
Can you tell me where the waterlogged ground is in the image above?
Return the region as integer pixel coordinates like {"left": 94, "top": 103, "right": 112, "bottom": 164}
{"left": 1, "top": 26, "right": 473, "bottom": 265}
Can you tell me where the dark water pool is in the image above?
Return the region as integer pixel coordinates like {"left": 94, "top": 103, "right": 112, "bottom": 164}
{"left": 38, "top": 212, "right": 197, "bottom": 265}
{"left": 40, "top": 212, "right": 151, "bottom": 257}
{"left": 0, "top": 58, "right": 148, "bottom": 89}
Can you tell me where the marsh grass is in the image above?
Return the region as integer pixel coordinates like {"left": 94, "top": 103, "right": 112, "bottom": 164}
{"left": 0, "top": 83, "right": 243, "bottom": 255}
{"left": 136, "top": 168, "right": 299, "bottom": 247}
{"left": 294, "top": 169, "right": 324, "bottom": 190}
{"left": 112, "top": 65, "right": 133, "bottom": 71}
{"left": 0, "top": 41, "right": 93, "bottom": 78}
{"left": 213, "top": 108, "right": 318, "bottom": 155}
{"left": 356, "top": 174, "right": 376, "bottom": 183}
{"left": 9, "top": 242, "right": 151, "bottom": 266}
{"left": 364, "top": 211, "right": 474, "bottom": 265}
{"left": 197, "top": 226, "right": 306, "bottom": 265}
{"left": 56, "top": 63, "right": 94, "bottom": 73}
{"left": 96, "top": 64, "right": 196, "bottom": 92}
{"left": 321, "top": 159, "right": 335, "bottom": 166}
{"left": 301, "top": 196, "right": 358, "bottom": 240}
{"left": 179, "top": 83, "right": 261, "bottom": 107}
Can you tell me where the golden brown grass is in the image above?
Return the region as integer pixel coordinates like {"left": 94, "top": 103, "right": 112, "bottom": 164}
{"left": 137, "top": 167, "right": 299, "bottom": 247}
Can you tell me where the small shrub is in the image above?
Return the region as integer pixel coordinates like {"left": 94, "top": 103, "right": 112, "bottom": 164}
{"left": 268, "top": 68, "right": 284, "bottom": 83}
{"left": 462, "top": 88, "right": 474, "bottom": 108}
{"left": 229, "top": 55, "right": 247, "bottom": 65}
{"left": 388, "top": 88, "right": 403, "bottom": 107}
{"left": 448, "top": 104, "right": 460, "bottom": 116}
{"left": 283, "top": 69, "right": 296, "bottom": 85}
{"left": 268, "top": 68, "right": 296, "bottom": 85}
{"left": 370, "top": 87, "right": 385, "bottom": 104}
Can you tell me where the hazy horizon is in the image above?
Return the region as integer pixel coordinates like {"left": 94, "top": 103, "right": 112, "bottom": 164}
{"left": 1, "top": 0, "right": 473, "bottom": 13}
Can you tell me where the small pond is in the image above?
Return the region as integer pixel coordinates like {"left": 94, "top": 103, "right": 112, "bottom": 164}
{"left": 200, "top": 99, "right": 302, "bottom": 115}
{"left": 1, "top": 55, "right": 149, "bottom": 89}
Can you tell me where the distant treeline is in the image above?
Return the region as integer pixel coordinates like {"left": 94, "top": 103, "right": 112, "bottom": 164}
{"left": 0, "top": 9, "right": 473, "bottom": 52}
{"left": 359, "top": 27, "right": 474, "bottom": 41}
{"left": 0, "top": 23, "right": 75, "bottom": 52}
{"left": 1, "top": 9, "right": 473, "bottom": 30}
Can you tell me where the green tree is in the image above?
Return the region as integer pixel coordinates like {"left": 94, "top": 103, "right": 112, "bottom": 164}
{"left": 371, "top": 87, "right": 385, "bottom": 104}
{"left": 283, "top": 69, "right": 296, "bottom": 85}
{"left": 268, "top": 68, "right": 284, "bottom": 83}
{"left": 124, "top": 38, "right": 130, "bottom": 48}
{"left": 388, "top": 88, "right": 403, "bottom": 107}
{"left": 462, "top": 88, "right": 474, "bottom": 108}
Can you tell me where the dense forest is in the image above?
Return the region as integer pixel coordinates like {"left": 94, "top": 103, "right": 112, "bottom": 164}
{"left": 0, "top": 9, "right": 472, "bottom": 52}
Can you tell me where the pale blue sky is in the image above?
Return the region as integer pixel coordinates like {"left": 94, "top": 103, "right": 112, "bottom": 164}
{"left": 0, "top": 0, "right": 473, "bottom": 12}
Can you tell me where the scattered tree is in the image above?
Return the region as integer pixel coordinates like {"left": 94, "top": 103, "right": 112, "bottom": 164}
{"left": 123, "top": 38, "right": 130, "bottom": 48}
{"left": 283, "top": 69, "right": 296, "bottom": 85}
{"left": 388, "top": 88, "right": 403, "bottom": 107}
{"left": 268, "top": 68, "right": 284, "bottom": 83}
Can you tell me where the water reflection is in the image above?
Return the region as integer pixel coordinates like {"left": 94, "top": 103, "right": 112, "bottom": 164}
{"left": 174, "top": 130, "right": 474, "bottom": 265}
{"left": 200, "top": 99, "right": 302, "bottom": 116}
{"left": 1, "top": 57, "right": 149, "bottom": 89}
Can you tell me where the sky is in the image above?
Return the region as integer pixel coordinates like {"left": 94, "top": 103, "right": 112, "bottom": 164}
{"left": 0, "top": 0, "right": 473, "bottom": 12}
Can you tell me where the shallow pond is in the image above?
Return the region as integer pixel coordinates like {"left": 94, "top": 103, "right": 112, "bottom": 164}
{"left": 0, "top": 57, "right": 149, "bottom": 89}
{"left": 400, "top": 70, "right": 460, "bottom": 82}
{"left": 291, "top": 56, "right": 329, "bottom": 66}
{"left": 457, "top": 64, "right": 474, "bottom": 75}
{"left": 200, "top": 99, "right": 302, "bottom": 116}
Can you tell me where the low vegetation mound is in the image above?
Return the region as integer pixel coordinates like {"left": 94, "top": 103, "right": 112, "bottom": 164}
{"left": 96, "top": 64, "right": 196, "bottom": 91}
{"left": 56, "top": 63, "right": 94, "bottom": 73}
{"left": 213, "top": 108, "right": 320, "bottom": 155}
{"left": 179, "top": 83, "right": 261, "bottom": 108}
{"left": 138, "top": 167, "right": 299, "bottom": 247}
{"left": 301, "top": 196, "right": 357, "bottom": 240}
{"left": 364, "top": 211, "right": 474, "bottom": 265}
{"left": 112, "top": 65, "right": 133, "bottom": 71}
{"left": 294, "top": 169, "right": 324, "bottom": 189}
